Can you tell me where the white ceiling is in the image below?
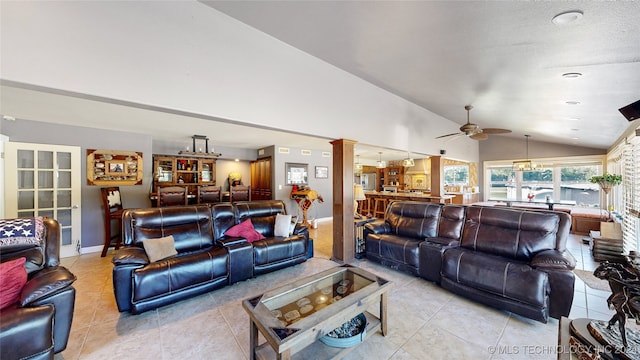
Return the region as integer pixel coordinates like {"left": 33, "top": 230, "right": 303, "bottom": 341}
{"left": 2, "top": 2, "right": 639, "bottom": 163}
{"left": 206, "top": 1, "right": 640, "bottom": 150}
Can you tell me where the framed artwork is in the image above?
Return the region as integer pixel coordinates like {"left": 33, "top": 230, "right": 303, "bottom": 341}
{"left": 315, "top": 166, "right": 329, "bottom": 179}
{"left": 87, "top": 149, "right": 143, "bottom": 185}
{"left": 286, "top": 163, "right": 308, "bottom": 185}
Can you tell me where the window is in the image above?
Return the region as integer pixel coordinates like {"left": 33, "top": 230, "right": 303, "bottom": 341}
{"left": 559, "top": 165, "right": 600, "bottom": 206}
{"left": 522, "top": 169, "right": 553, "bottom": 201}
{"left": 484, "top": 156, "right": 603, "bottom": 204}
{"left": 444, "top": 165, "right": 469, "bottom": 186}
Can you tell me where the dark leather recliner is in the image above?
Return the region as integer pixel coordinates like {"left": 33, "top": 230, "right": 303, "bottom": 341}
{"left": 112, "top": 206, "right": 229, "bottom": 314}
{"left": 365, "top": 201, "right": 443, "bottom": 276}
{"left": 364, "top": 202, "right": 575, "bottom": 323}
{"left": 112, "top": 201, "right": 311, "bottom": 314}
{"left": 440, "top": 206, "right": 575, "bottom": 322}
{"left": 0, "top": 217, "right": 77, "bottom": 359}
{"left": 227, "top": 201, "right": 309, "bottom": 276}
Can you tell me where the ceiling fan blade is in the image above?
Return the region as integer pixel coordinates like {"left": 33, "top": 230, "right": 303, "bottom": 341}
{"left": 435, "top": 132, "right": 461, "bottom": 139}
{"left": 482, "top": 128, "right": 512, "bottom": 135}
{"left": 469, "top": 133, "right": 489, "bottom": 140}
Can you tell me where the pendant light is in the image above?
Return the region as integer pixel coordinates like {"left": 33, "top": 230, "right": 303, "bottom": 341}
{"left": 355, "top": 155, "right": 363, "bottom": 171}
{"left": 403, "top": 151, "right": 415, "bottom": 167}
{"left": 376, "top": 152, "right": 386, "bottom": 169}
{"left": 512, "top": 135, "right": 541, "bottom": 171}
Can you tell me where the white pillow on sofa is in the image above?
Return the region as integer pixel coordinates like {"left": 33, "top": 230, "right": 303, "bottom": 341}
{"left": 274, "top": 214, "right": 292, "bottom": 237}
{"left": 142, "top": 235, "right": 178, "bottom": 262}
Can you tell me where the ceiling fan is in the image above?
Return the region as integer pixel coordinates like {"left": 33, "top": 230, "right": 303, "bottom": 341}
{"left": 435, "top": 105, "right": 511, "bottom": 141}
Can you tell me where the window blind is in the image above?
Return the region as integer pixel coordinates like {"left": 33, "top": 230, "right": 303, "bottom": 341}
{"left": 622, "top": 136, "right": 640, "bottom": 254}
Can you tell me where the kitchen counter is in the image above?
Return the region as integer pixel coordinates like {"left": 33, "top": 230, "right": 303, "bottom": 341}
{"left": 364, "top": 191, "right": 454, "bottom": 204}
{"left": 445, "top": 192, "right": 480, "bottom": 205}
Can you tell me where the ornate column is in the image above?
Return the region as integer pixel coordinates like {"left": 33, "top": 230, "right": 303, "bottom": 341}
{"left": 330, "top": 139, "right": 357, "bottom": 263}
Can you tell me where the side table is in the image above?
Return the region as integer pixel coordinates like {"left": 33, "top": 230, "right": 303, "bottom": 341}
{"left": 355, "top": 217, "right": 375, "bottom": 259}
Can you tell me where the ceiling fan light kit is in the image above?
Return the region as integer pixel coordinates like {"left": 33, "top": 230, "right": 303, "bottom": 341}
{"left": 435, "top": 105, "right": 511, "bottom": 141}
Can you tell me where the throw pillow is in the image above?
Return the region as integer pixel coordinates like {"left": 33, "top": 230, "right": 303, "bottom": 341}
{"left": 0, "top": 257, "right": 27, "bottom": 310}
{"left": 142, "top": 235, "right": 178, "bottom": 263}
{"left": 0, "top": 217, "right": 45, "bottom": 246}
{"left": 225, "top": 219, "right": 265, "bottom": 243}
{"left": 274, "top": 214, "right": 292, "bottom": 237}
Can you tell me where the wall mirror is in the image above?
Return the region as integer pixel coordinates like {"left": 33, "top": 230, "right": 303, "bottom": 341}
{"left": 286, "top": 163, "right": 308, "bottom": 185}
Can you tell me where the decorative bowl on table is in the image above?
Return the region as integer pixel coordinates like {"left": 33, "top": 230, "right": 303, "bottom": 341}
{"left": 319, "top": 313, "right": 367, "bottom": 348}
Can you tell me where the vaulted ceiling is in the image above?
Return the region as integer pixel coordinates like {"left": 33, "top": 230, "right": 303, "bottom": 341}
{"left": 206, "top": 1, "right": 640, "bottom": 150}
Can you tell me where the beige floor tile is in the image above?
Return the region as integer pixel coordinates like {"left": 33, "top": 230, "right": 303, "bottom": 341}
{"left": 54, "top": 220, "right": 608, "bottom": 359}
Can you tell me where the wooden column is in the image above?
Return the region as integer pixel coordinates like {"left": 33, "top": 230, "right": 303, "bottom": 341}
{"left": 330, "top": 139, "right": 356, "bottom": 263}
{"left": 430, "top": 156, "right": 443, "bottom": 198}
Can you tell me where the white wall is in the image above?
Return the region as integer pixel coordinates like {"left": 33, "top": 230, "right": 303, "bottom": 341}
{"left": 0, "top": 1, "right": 478, "bottom": 163}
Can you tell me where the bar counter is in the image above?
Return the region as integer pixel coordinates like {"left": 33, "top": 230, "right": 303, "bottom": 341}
{"left": 364, "top": 191, "right": 455, "bottom": 204}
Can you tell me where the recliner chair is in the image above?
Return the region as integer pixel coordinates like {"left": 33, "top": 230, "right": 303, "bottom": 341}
{"left": 0, "top": 217, "right": 77, "bottom": 359}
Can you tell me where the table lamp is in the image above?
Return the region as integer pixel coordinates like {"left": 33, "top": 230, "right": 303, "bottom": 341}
{"left": 354, "top": 183, "right": 366, "bottom": 218}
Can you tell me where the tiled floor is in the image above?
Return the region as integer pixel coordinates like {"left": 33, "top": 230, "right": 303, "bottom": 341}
{"left": 56, "top": 219, "right": 617, "bottom": 360}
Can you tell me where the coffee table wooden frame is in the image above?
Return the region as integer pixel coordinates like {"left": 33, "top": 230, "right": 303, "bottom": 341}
{"left": 242, "top": 264, "right": 392, "bottom": 360}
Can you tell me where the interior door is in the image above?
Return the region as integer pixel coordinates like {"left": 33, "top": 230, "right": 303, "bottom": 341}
{"left": 4, "top": 142, "right": 81, "bottom": 257}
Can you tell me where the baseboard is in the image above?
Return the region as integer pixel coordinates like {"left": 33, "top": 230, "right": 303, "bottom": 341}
{"left": 81, "top": 245, "right": 103, "bottom": 255}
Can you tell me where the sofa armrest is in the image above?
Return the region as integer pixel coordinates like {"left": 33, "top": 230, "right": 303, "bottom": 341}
{"left": 364, "top": 220, "right": 390, "bottom": 235}
{"left": 531, "top": 249, "right": 576, "bottom": 271}
{"left": 293, "top": 223, "right": 309, "bottom": 238}
{"left": 112, "top": 246, "right": 149, "bottom": 266}
{"left": 217, "top": 236, "right": 248, "bottom": 247}
{"left": 0, "top": 305, "right": 55, "bottom": 360}
{"left": 424, "top": 237, "right": 459, "bottom": 248}
{"left": 20, "top": 266, "right": 76, "bottom": 306}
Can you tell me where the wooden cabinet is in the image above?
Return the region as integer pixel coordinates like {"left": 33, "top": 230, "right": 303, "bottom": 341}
{"left": 250, "top": 157, "right": 272, "bottom": 200}
{"left": 152, "top": 155, "right": 217, "bottom": 199}
{"left": 384, "top": 161, "right": 405, "bottom": 188}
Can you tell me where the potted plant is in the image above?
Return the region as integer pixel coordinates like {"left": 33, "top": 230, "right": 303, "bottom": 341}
{"left": 589, "top": 173, "right": 623, "bottom": 194}
{"left": 589, "top": 173, "right": 622, "bottom": 220}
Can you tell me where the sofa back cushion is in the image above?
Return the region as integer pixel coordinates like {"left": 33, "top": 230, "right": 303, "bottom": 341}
{"left": 385, "top": 201, "right": 441, "bottom": 239}
{"left": 461, "top": 206, "right": 560, "bottom": 261}
{"left": 122, "top": 206, "right": 214, "bottom": 252}
{"left": 211, "top": 203, "right": 236, "bottom": 241}
{"left": 233, "top": 201, "right": 287, "bottom": 237}
{"left": 438, "top": 205, "right": 465, "bottom": 240}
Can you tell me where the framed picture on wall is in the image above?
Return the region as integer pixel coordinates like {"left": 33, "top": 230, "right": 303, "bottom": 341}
{"left": 315, "top": 166, "right": 328, "bottom": 179}
{"left": 286, "top": 162, "right": 308, "bottom": 185}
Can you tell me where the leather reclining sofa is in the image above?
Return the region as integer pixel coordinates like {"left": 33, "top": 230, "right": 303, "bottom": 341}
{"left": 364, "top": 201, "right": 576, "bottom": 323}
{"left": 112, "top": 200, "right": 311, "bottom": 314}
{"left": 0, "top": 217, "right": 77, "bottom": 360}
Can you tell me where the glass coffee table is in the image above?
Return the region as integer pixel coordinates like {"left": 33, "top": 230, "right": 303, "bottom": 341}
{"left": 242, "top": 264, "right": 392, "bottom": 360}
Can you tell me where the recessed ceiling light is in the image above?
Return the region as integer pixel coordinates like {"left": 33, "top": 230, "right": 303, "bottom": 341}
{"left": 568, "top": 117, "right": 580, "bottom": 121}
{"left": 552, "top": 10, "right": 583, "bottom": 25}
{"left": 562, "top": 72, "right": 583, "bottom": 78}
{"left": 571, "top": 137, "right": 579, "bottom": 140}
{"left": 565, "top": 101, "right": 581, "bottom": 105}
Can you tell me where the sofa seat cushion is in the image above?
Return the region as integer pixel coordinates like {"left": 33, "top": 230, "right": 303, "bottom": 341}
{"left": 442, "top": 248, "right": 549, "bottom": 308}
{"left": 132, "top": 246, "right": 228, "bottom": 303}
{"left": 366, "top": 234, "right": 422, "bottom": 269}
{"left": 252, "top": 236, "right": 306, "bottom": 267}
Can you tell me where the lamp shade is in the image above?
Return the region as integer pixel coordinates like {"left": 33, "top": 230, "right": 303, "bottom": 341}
{"left": 354, "top": 184, "right": 366, "bottom": 201}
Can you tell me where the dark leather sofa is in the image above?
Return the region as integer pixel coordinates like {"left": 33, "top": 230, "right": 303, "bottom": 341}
{"left": 112, "top": 200, "right": 310, "bottom": 314}
{"left": 0, "top": 217, "right": 77, "bottom": 360}
{"left": 365, "top": 201, "right": 575, "bottom": 323}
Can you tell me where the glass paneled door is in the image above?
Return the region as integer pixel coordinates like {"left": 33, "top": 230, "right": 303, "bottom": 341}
{"left": 4, "top": 142, "right": 81, "bottom": 257}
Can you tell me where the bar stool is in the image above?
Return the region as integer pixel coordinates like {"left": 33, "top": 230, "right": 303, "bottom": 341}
{"left": 373, "top": 197, "right": 388, "bottom": 218}
{"left": 359, "top": 198, "right": 371, "bottom": 216}
{"left": 100, "top": 187, "right": 124, "bottom": 257}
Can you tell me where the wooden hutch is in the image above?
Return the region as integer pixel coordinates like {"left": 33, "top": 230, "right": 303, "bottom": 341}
{"left": 152, "top": 154, "right": 217, "bottom": 201}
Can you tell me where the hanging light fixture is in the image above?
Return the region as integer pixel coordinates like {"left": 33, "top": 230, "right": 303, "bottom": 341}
{"left": 355, "top": 155, "right": 363, "bottom": 171}
{"left": 402, "top": 151, "right": 415, "bottom": 167}
{"left": 178, "top": 135, "right": 222, "bottom": 158}
{"left": 376, "top": 152, "right": 386, "bottom": 169}
{"left": 512, "top": 135, "right": 541, "bottom": 171}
